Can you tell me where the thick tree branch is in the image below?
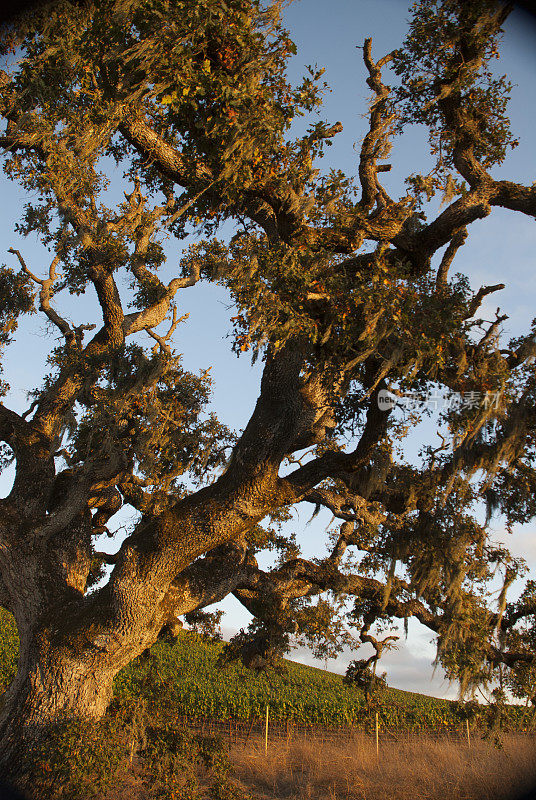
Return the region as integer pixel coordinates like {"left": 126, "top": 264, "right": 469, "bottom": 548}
{"left": 434, "top": 3, "right": 514, "bottom": 188}
{"left": 436, "top": 227, "right": 468, "bottom": 288}
{"left": 488, "top": 646, "right": 536, "bottom": 668}
{"left": 38, "top": 454, "right": 128, "bottom": 540}
{"left": 161, "top": 540, "right": 256, "bottom": 620}
{"left": 303, "top": 488, "right": 387, "bottom": 529}
{"left": 359, "top": 39, "right": 395, "bottom": 211}
{"left": 0, "top": 404, "right": 27, "bottom": 449}
{"left": 280, "top": 387, "right": 392, "bottom": 502}
{"left": 119, "top": 115, "right": 282, "bottom": 242}
{"left": 0, "top": 404, "right": 55, "bottom": 524}
{"left": 123, "top": 267, "right": 200, "bottom": 337}
{"left": 229, "top": 556, "right": 442, "bottom": 640}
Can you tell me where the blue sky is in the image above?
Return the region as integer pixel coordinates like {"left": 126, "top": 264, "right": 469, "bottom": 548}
{"left": 1, "top": 1, "right": 535, "bottom": 699}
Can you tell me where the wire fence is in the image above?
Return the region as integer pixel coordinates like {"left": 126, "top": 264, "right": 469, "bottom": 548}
{"left": 163, "top": 713, "right": 535, "bottom": 748}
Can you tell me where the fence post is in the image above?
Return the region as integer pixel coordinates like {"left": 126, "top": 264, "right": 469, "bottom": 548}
{"left": 265, "top": 704, "right": 269, "bottom": 756}
{"left": 466, "top": 718, "right": 471, "bottom": 749}
{"left": 375, "top": 712, "right": 379, "bottom": 761}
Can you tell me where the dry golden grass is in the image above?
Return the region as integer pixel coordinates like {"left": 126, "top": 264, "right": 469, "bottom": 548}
{"left": 230, "top": 733, "right": 536, "bottom": 800}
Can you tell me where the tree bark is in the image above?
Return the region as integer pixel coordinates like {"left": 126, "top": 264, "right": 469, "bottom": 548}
{"left": 0, "top": 623, "right": 122, "bottom": 788}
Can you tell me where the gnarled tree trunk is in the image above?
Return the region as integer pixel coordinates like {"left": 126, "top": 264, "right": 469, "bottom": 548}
{"left": 0, "top": 520, "right": 165, "bottom": 788}
{"left": 0, "top": 634, "right": 116, "bottom": 771}
{"left": 0, "top": 601, "right": 161, "bottom": 790}
{"left": 0, "top": 472, "right": 279, "bottom": 788}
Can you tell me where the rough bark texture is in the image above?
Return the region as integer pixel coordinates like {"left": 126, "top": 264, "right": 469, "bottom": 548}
{"left": 0, "top": 638, "right": 115, "bottom": 768}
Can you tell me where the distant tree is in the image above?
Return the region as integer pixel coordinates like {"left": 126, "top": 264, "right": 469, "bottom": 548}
{"left": 343, "top": 658, "right": 388, "bottom": 708}
{"left": 184, "top": 609, "right": 223, "bottom": 641}
{"left": 0, "top": 0, "right": 536, "bottom": 785}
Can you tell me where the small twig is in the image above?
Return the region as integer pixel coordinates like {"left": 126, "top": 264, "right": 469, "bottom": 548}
{"left": 429, "top": 432, "right": 449, "bottom": 469}
{"left": 146, "top": 305, "right": 184, "bottom": 355}
{"left": 480, "top": 312, "right": 508, "bottom": 347}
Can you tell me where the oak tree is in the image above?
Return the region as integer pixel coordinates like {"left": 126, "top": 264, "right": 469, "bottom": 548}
{"left": 0, "top": 0, "right": 536, "bottom": 783}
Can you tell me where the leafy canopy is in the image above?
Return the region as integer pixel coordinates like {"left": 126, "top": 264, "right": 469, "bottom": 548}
{"left": 0, "top": 0, "right": 535, "bottom": 705}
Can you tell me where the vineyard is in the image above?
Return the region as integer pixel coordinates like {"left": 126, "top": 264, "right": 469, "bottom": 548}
{"left": 114, "top": 633, "right": 455, "bottom": 730}
{"left": 113, "top": 629, "right": 536, "bottom": 735}
{"left": 0, "top": 609, "right": 534, "bottom": 735}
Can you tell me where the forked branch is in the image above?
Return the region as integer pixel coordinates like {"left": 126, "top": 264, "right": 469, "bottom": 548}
{"left": 8, "top": 248, "right": 76, "bottom": 346}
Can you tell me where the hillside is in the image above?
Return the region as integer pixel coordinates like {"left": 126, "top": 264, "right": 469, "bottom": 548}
{"left": 0, "top": 610, "right": 532, "bottom": 732}
{"left": 113, "top": 630, "right": 523, "bottom": 731}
